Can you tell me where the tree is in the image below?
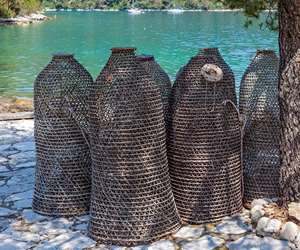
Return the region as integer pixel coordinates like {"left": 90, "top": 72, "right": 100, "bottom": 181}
{"left": 0, "top": 0, "right": 41, "bottom": 17}
{"left": 221, "top": 0, "right": 300, "bottom": 202}
{"left": 278, "top": 0, "right": 300, "bottom": 202}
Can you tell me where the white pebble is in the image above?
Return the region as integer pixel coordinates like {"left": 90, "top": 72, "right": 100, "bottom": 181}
{"left": 280, "top": 222, "right": 299, "bottom": 242}
{"left": 251, "top": 205, "right": 265, "bottom": 223}
{"left": 264, "top": 218, "right": 282, "bottom": 234}
{"left": 173, "top": 225, "right": 204, "bottom": 239}
{"left": 294, "top": 232, "right": 300, "bottom": 249}
{"left": 251, "top": 199, "right": 270, "bottom": 208}
{"left": 256, "top": 217, "right": 270, "bottom": 235}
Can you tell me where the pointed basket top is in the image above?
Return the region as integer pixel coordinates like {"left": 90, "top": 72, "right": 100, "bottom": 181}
{"left": 256, "top": 49, "right": 276, "bottom": 55}
{"left": 52, "top": 52, "right": 74, "bottom": 59}
{"left": 136, "top": 54, "right": 154, "bottom": 62}
{"left": 111, "top": 47, "right": 136, "bottom": 54}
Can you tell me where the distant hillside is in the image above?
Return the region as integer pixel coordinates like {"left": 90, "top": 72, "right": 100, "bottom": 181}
{"left": 0, "top": 0, "right": 41, "bottom": 18}
{"left": 42, "top": 0, "right": 225, "bottom": 10}
{"left": 0, "top": 0, "right": 226, "bottom": 18}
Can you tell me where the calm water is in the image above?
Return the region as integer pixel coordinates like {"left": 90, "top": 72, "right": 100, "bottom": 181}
{"left": 0, "top": 11, "right": 278, "bottom": 98}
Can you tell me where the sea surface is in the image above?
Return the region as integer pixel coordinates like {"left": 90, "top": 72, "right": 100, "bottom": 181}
{"left": 0, "top": 11, "right": 278, "bottom": 98}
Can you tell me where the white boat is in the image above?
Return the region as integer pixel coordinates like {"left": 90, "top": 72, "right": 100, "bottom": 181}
{"left": 168, "top": 9, "right": 185, "bottom": 14}
{"left": 128, "top": 8, "right": 144, "bottom": 14}
{"left": 127, "top": 0, "right": 144, "bottom": 14}
{"left": 44, "top": 8, "right": 57, "bottom": 12}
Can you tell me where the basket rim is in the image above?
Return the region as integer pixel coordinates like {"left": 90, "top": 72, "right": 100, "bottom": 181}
{"left": 256, "top": 49, "right": 276, "bottom": 54}
{"left": 136, "top": 54, "right": 154, "bottom": 61}
{"left": 111, "top": 47, "right": 137, "bottom": 53}
{"left": 52, "top": 52, "right": 74, "bottom": 58}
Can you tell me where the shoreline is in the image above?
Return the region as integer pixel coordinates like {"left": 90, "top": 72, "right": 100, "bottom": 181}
{"left": 0, "top": 13, "right": 50, "bottom": 26}
{"left": 0, "top": 9, "right": 243, "bottom": 25}
{"left": 0, "top": 97, "right": 33, "bottom": 114}
{"left": 45, "top": 8, "right": 243, "bottom": 12}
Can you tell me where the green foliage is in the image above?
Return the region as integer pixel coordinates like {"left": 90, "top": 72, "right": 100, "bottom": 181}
{"left": 41, "top": 0, "right": 226, "bottom": 10}
{"left": 0, "top": 0, "right": 41, "bottom": 17}
{"left": 218, "top": 0, "right": 278, "bottom": 29}
{"left": 0, "top": 5, "right": 15, "bottom": 17}
{"left": 20, "top": 0, "right": 41, "bottom": 15}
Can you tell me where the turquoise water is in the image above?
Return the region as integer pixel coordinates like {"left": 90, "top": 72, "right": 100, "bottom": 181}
{"left": 0, "top": 11, "right": 278, "bottom": 98}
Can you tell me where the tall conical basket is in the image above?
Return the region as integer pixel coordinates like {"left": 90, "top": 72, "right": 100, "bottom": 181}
{"left": 88, "top": 48, "right": 181, "bottom": 246}
{"left": 33, "top": 53, "right": 92, "bottom": 216}
{"left": 199, "top": 48, "right": 237, "bottom": 104}
{"left": 169, "top": 48, "right": 236, "bottom": 129}
{"left": 168, "top": 54, "right": 243, "bottom": 224}
{"left": 240, "top": 50, "right": 280, "bottom": 203}
{"left": 137, "top": 55, "right": 172, "bottom": 126}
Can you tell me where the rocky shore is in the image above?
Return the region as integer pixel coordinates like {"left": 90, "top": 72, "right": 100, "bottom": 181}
{"left": 0, "top": 13, "right": 49, "bottom": 25}
{"left": 0, "top": 98, "right": 33, "bottom": 121}
{"left": 0, "top": 98, "right": 33, "bottom": 113}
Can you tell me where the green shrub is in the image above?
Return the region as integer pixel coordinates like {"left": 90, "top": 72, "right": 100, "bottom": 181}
{"left": 0, "top": 6, "right": 15, "bottom": 18}
{"left": 39, "top": 0, "right": 226, "bottom": 10}
{"left": 19, "top": 0, "right": 41, "bottom": 15}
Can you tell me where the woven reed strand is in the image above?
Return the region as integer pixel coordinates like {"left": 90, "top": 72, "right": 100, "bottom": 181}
{"left": 168, "top": 54, "right": 243, "bottom": 224}
{"left": 137, "top": 55, "right": 172, "bottom": 126}
{"left": 240, "top": 50, "right": 280, "bottom": 202}
{"left": 33, "top": 54, "right": 92, "bottom": 216}
{"left": 88, "top": 48, "right": 181, "bottom": 246}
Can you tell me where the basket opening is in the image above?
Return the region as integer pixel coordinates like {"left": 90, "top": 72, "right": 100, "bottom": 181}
{"left": 52, "top": 53, "right": 74, "bottom": 59}
{"left": 136, "top": 54, "right": 154, "bottom": 62}
{"left": 256, "top": 49, "right": 276, "bottom": 55}
{"left": 111, "top": 47, "right": 136, "bottom": 54}
{"left": 201, "top": 47, "right": 219, "bottom": 53}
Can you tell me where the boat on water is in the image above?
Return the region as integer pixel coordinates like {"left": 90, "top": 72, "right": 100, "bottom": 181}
{"left": 167, "top": 9, "right": 185, "bottom": 14}
{"left": 127, "top": 8, "right": 144, "bottom": 14}
{"left": 127, "top": 0, "right": 144, "bottom": 14}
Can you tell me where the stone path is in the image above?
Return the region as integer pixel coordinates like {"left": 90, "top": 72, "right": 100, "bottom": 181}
{"left": 0, "top": 119, "right": 298, "bottom": 250}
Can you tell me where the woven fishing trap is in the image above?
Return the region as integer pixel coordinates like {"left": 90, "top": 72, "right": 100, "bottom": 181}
{"left": 88, "top": 48, "right": 181, "bottom": 246}
{"left": 199, "top": 48, "right": 237, "bottom": 104}
{"left": 137, "top": 55, "right": 172, "bottom": 126}
{"left": 168, "top": 54, "right": 243, "bottom": 224}
{"left": 33, "top": 53, "right": 92, "bottom": 216}
{"left": 240, "top": 50, "right": 280, "bottom": 202}
{"left": 169, "top": 48, "right": 236, "bottom": 128}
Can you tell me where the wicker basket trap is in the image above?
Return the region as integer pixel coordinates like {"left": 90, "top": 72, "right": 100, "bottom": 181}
{"left": 199, "top": 48, "right": 237, "bottom": 104}
{"left": 168, "top": 54, "right": 243, "bottom": 224}
{"left": 33, "top": 53, "right": 92, "bottom": 216}
{"left": 240, "top": 50, "right": 280, "bottom": 202}
{"left": 88, "top": 48, "right": 181, "bottom": 246}
{"left": 169, "top": 48, "right": 236, "bottom": 128}
{"left": 137, "top": 55, "right": 172, "bottom": 125}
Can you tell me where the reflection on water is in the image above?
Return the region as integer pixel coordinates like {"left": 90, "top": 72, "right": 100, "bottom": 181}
{"left": 0, "top": 11, "right": 278, "bottom": 98}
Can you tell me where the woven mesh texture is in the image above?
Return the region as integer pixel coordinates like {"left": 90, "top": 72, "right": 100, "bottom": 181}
{"left": 33, "top": 54, "right": 92, "bottom": 216}
{"left": 169, "top": 48, "right": 236, "bottom": 128}
{"left": 137, "top": 55, "right": 172, "bottom": 125}
{"left": 168, "top": 55, "right": 243, "bottom": 224}
{"left": 240, "top": 50, "right": 280, "bottom": 202}
{"left": 199, "top": 48, "right": 237, "bottom": 105}
{"left": 88, "top": 48, "right": 181, "bottom": 246}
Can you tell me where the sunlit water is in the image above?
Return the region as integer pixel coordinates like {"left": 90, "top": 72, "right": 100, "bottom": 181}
{"left": 0, "top": 11, "right": 278, "bottom": 98}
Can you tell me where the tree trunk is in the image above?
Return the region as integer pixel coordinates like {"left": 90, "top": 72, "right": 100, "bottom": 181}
{"left": 279, "top": 0, "right": 300, "bottom": 72}
{"left": 278, "top": 0, "right": 300, "bottom": 203}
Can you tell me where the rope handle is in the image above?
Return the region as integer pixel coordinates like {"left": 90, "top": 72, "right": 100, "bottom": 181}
{"left": 222, "top": 99, "right": 245, "bottom": 198}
